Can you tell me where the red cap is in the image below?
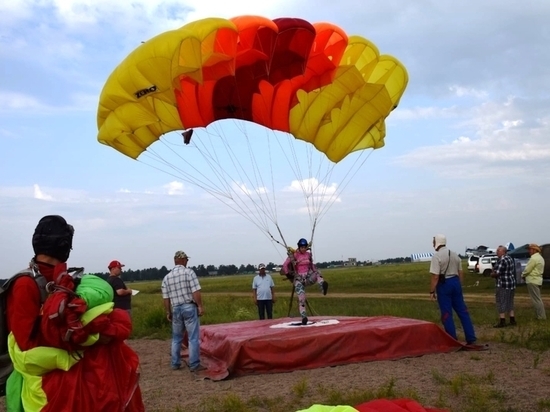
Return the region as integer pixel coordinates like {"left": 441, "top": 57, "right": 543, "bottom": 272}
{"left": 108, "top": 260, "right": 125, "bottom": 269}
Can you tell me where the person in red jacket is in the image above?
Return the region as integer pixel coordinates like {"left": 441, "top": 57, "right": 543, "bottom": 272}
{"left": 5, "top": 215, "right": 144, "bottom": 412}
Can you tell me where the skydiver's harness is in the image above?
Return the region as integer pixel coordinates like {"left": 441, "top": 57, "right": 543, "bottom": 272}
{"left": 283, "top": 248, "right": 318, "bottom": 317}
{"left": 267, "top": 227, "right": 319, "bottom": 317}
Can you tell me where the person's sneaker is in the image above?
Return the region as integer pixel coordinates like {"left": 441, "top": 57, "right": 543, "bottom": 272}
{"left": 301, "top": 316, "right": 308, "bottom": 325}
{"left": 190, "top": 364, "right": 207, "bottom": 372}
{"left": 493, "top": 322, "right": 507, "bottom": 328}
{"left": 322, "top": 281, "right": 329, "bottom": 296}
{"left": 509, "top": 319, "right": 517, "bottom": 326}
{"left": 171, "top": 365, "right": 181, "bottom": 370}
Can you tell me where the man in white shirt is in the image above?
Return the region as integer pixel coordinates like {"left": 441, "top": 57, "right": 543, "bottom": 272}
{"left": 252, "top": 263, "right": 276, "bottom": 319}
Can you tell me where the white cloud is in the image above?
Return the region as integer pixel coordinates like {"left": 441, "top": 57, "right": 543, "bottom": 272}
{"left": 396, "top": 97, "right": 550, "bottom": 179}
{"left": 284, "top": 178, "right": 337, "bottom": 196}
{"left": 0, "top": 93, "right": 43, "bottom": 111}
{"left": 449, "top": 85, "right": 488, "bottom": 99}
{"left": 33, "top": 184, "right": 53, "bottom": 201}
{"left": 0, "top": 92, "right": 96, "bottom": 114}
{"left": 231, "top": 182, "right": 268, "bottom": 196}
{"left": 391, "top": 105, "right": 461, "bottom": 120}
{"left": 163, "top": 181, "right": 185, "bottom": 195}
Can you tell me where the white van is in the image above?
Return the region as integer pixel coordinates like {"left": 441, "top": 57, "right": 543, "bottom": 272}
{"left": 475, "top": 254, "right": 498, "bottom": 276}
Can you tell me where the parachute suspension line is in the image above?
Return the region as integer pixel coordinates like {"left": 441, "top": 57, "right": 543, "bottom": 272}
{"left": 182, "top": 121, "right": 286, "bottom": 237}
{"left": 236, "top": 121, "right": 280, "bottom": 226}
{"left": 140, "top": 143, "right": 232, "bottom": 198}
{"left": 273, "top": 133, "right": 320, "bottom": 229}
{"left": 192, "top": 125, "right": 276, "bottom": 234}
{"left": 266, "top": 131, "right": 280, "bottom": 227}
{"left": 279, "top": 134, "right": 338, "bottom": 229}
{"left": 214, "top": 121, "right": 280, "bottom": 228}
{"left": 309, "top": 217, "right": 318, "bottom": 259}
{"left": 144, "top": 130, "right": 278, "bottom": 236}
{"left": 316, "top": 149, "right": 374, "bottom": 223}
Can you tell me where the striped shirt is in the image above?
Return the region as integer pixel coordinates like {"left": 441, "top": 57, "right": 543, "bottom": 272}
{"left": 494, "top": 254, "right": 516, "bottom": 289}
{"left": 161, "top": 265, "right": 201, "bottom": 307}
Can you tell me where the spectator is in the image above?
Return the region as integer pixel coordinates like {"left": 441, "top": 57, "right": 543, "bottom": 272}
{"left": 252, "top": 263, "right": 276, "bottom": 319}
{"left": 429, "top": 234, "right": 477, "bottom": 344}
{"left": 521, "top": 244, "right": 546, "bottom": 320}
{"left": 491, "top": 245, "right": 516, "bottom": 327}
{"left": 107, "top": 260, "right": 133, "bottom": 316}
{"left": 161, "top": 250, "right": 206, "bottom": 372}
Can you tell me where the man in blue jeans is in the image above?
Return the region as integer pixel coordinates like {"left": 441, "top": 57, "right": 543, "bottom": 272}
{"left": 161, "top": 250, "right": 207, "bottom": 372}
{"left": 429, "top": 234, "right": 477, "bottom": 344}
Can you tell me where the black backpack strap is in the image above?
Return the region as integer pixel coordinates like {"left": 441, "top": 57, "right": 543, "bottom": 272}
{"left": 1, "top": 269, "right": 34, "bottom": 292}
{"left": 1, "top": 268, "right": 49, "bottom": 304}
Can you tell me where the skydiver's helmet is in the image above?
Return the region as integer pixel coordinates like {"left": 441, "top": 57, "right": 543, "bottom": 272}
{"left": 297, "top": 238, "right": 308, "bottom": 248}
{"left": 32, "top": 215, "right": 75, "bottom": 263}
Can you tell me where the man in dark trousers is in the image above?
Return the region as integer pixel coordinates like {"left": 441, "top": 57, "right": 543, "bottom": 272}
{"left": 107, "top": 260, "right": 133, "bottom": 317}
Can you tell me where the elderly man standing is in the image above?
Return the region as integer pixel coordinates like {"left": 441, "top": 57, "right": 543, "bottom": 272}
{"left": 161, "top": 250, "right": 206, "bottom": 372}
{"left": 522, "top": 244, "right": 546, "bottom": 320}
{"left": 491, "top": 245, "right": 517, "bottom": 327}
{"left": 429, "top": 234, "right": 477, "bottom": 344}
{"left": 252, "top": 263, "right": 276, "bottom": 319}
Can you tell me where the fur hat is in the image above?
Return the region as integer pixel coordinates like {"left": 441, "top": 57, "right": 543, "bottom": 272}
{"left": 528, "top": 244, "right": 542, "bottom": 253}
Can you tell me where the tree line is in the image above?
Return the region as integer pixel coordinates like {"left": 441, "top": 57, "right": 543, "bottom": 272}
{"left": 87, "top": 258, "right": 417, "bottom": 282}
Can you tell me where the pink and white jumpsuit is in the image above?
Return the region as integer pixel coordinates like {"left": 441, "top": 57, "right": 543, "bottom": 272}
{"left": 282, "top": 250, "right": 326, "bottom": 318}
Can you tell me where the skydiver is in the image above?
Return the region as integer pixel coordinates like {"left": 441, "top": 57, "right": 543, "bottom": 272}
{"left": 3, "top": 215, "right": 145, "bottom": 410}
{"left": 281, "top": 238, "right": 328, "bottom": 325}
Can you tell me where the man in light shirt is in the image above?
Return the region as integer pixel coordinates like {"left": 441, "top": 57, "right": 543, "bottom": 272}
{"left": 252, "top": 263, "right": 276, "bottom": 319}
{"left": 522, "top": 244, "right": 546, "bottom": 320}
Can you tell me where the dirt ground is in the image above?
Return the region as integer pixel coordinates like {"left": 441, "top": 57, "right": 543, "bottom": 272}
{"left": 129, "top": 327, "right": 550, "bottom": 412}
{"left": 2, "top": 293, "right": 549, "bottom": 412}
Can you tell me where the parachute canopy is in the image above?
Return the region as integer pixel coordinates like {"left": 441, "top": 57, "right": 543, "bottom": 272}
{"left": 97, "top": 16, "right": 408, "bottom": 163}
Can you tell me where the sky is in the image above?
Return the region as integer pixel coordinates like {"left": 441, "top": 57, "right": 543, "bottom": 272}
{"left": 1, "top": 0, "right": 549, "bottom": 274}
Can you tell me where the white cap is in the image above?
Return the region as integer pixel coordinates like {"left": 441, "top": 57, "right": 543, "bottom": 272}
{"left": 434, "top": 234, "right": 447, "bottom": 250}
{"left": 258, "top": 263, "right": 266, "bottom": 269}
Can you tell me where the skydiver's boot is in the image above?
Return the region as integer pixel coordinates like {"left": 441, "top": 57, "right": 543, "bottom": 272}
{"left": 322, "top": 281, "right": 329, "bottom": 296}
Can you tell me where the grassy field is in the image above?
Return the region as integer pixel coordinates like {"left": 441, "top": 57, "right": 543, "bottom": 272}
{"left": 131, "top": 261, "right": 549, "bottom": 349}
{"left": 130, "top": 261, "right": 550, "bottom": 412}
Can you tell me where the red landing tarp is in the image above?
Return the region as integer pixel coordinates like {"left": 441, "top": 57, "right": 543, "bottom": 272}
{"left": 194, "top": 316, "right": 464, "bottom": 380}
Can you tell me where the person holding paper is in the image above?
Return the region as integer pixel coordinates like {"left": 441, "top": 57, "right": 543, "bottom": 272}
{"left": 107, "top": 259, "right": 133, "bottom": 317}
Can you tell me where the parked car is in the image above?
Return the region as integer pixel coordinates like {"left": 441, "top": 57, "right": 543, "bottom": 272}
{"left": 467, "top": 255, "right": 480, "bottom": 272}
{"left": 475, "top": 254, "right": 498, "bottom": 276}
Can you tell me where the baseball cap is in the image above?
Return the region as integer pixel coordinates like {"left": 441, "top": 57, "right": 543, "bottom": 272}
{"left": 258, "top": 263, "right": 266, "bottom": 269}
{"left": 174, "top": 250, "right": 190, "bottom": 259}
{"left": 108, "top": 260, "right": 125, "bottom": 269}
